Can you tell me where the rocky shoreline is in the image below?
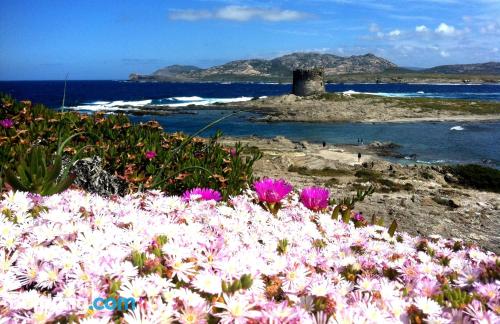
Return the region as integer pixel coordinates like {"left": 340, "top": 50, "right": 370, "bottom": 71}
{"left": 222, "top": 93, "right": 500, "bottom": 123}
{"left": 220, "top": 135, "right": 500, "bottom": 253}
{"left": 102, "top": 93, "right": 500, "bottom": 124}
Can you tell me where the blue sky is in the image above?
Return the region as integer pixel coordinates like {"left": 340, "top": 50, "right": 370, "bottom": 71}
{"left": 1, "top": 0, "right": 499, "bottom": 80}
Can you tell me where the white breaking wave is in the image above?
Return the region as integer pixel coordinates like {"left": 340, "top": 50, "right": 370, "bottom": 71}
{"left": 172, "top": 96, "right": 204, "bottom": 101}
{"left": 67, "top": 96, "right": 256, "bottom": 112}
{"left": 67, "top": 99, "right": 152, "bottom": 112}
{"left": 450, "top": 126, "right": 465, "bottom": 131}
{"left": 165, "top": 96, "right": 254, "bottom": 107}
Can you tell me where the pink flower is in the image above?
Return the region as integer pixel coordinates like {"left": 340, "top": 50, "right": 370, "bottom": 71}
{"left": 0, "top": 118, "right": 14, "bottom": 128}
{"left": 253, "top": 178, "right": 292, "bottom": 204}
{"left": 353, "top": 213, "right": 365, "bottom": 222}
{"left": 27, "top": 193, "right": 43, "bottom": 205}
{"left": 299, "top": 187, "right": 330, "bottom": 211}
{"left": 229, "top": 148, "right": 237, "bottom": 157}
{"left": 183, "top": 188, "right": 222, "bottom": 202}
{"left": 145, "top": 151, "right": 157, "bottom": 160}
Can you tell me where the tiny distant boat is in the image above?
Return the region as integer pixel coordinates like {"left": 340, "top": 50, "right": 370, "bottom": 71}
{"left": 450, "top": 126, "right": 464, "bottom": 131}
{"left": 417, "top": 91, "right": 425, "bottom": 94}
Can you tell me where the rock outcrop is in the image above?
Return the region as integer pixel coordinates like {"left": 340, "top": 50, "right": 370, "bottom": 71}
{"left": 71, "top": 156, "right": 127, "bottom": 196}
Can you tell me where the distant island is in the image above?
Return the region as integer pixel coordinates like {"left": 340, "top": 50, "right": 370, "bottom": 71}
{"left": 129, "top": 52, "right": 500, "bottom": 83}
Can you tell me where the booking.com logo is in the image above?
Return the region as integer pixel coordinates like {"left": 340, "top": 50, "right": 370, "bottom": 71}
{"left": 88, "top": 297, "right": 137, "bottom": 311}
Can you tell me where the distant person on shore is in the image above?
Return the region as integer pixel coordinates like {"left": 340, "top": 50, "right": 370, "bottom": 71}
{"left": 358, "top": 152, "right": 361, "bottom": 162}
{"left": 322, "top": 141, "right": 326, "bottom": 148}
{"left": 360, "top": 138, "right": 364, "bottom": 145}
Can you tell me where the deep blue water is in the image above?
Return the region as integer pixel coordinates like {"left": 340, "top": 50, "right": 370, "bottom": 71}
{"left": 1, "top": 80, "right": 499, "bottom": 167}
{"left": 1, "top": 80, "right": 499, "bottom": 108}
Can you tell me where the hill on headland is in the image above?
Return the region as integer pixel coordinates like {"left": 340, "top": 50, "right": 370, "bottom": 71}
{"left": 424, "top": 62, "right": 500, "bottom": 75}
{"left": 129, "top": 52, "right": 396, "bottom": 82}
{"left": 129, "top": 52, "right": 500, "bottom": 82}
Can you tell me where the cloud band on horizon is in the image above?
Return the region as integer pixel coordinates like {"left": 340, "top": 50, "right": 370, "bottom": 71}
{"left": 169, "top": 6, "right": 310, "bottom": 22}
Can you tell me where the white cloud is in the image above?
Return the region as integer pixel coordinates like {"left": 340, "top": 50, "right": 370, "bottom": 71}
{"left": 169, "top": 6, "right": 309, "bottom": 22}
{"left": 169, "top": 10, "right": 211, "bottom": 21}
{"left": 369, "top": 23, "right": 380, "bottom": 33}
{"left": 480, "top": 22, "right": 500, "bottom": 34}
{"left": 435, "top": 23, "right": 456, "bottom": 36}
{"left": 416, "top": 25, "right": 429, "bottom": 32}
{"left": 388, "top": 29, "right": 401, "bottom": 37}
{"left": 440, "top": 50, "right": 450, "bottom": 57}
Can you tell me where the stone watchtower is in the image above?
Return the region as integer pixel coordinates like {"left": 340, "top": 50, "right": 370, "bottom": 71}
{"left": 292, "top": 68, "right": 325, "bottom": 96}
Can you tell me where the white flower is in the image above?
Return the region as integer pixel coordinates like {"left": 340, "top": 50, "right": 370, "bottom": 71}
{"left": 309, "top": 279, "right": 331, "bottom": 297}
{"left": 0, "top": 272, "right": 22, "bottom": 295}
{"left": 214, "top": 294, "right": 259, "bottom": 323}
{"left": 119, "top": 278, "right": 146, "bottom": 299}
{"left": 414, "top": 296, "right": 442, "bottom": 316}
{"left": 36, "top": 264, "right": 62, "bottom": 289}
{"left": 281, "top": 264, "right": 310, "bottom": 293}
{"left": 192, "top": 271, "right": 222, "bottom": 295}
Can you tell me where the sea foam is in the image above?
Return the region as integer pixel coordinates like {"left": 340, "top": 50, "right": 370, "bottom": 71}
{"left": 68, "top": 96, "right": 255, "bottom": 112}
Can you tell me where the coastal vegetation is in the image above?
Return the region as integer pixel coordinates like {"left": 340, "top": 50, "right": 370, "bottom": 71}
{"left": 445, "top": 164, "right": 500, "bottom": 193}
{"left": 0, "top": 94, "right": 499, "bottom": 322}
{"left": 0, "top": 94, "right": 260, "bottom": 197}
{"left": 1, "top": 182, "right": 499, "bottom": 322}
{"left": 317, "top": 92, "right": 500, "bottom": 115}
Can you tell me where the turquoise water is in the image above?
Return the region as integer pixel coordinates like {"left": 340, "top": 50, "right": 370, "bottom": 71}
{"left": 130, "top": 110, "right": 500, "bottom": 168}
{"left": 1, "top": 80, "right": 499, "bottom": 167}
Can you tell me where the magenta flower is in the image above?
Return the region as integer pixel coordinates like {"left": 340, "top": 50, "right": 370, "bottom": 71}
{"left": 183, "top": 188, "right": 222, "bottom": 202}
{"left": 27, "top": 193, "right": 43, "bottom": 205}
{"left": 230, "top": 148, "right": 237, "bottom": 157}
{"left": 300, "top": 187, "right": 330, "bottom": 212}
{"left": 253, "top": 178, "right": 293, "bottom": 204}
{"left": 353, "top": 213, "right": 365, "bottom": 222}
{"left": 145, "top": 151, "right": 157, "bottom": 160}
{"left": 0, "top": 118, "right": 14, "bottom": 128}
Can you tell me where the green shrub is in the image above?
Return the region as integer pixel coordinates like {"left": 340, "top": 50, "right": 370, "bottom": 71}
{"left": 354, "top": 169, "right": 382, "bottom": 181}
{"left": 288, "top": 165, "right": 351, "bottom": 177}
{"left": 355, "top": 169, "right": 412, "bottom": 192}
{"left": 446, "top": 164, "right": 500, "bottom": 193}
{"left": 5, "top": 146, "right": 74, "bottom": 196}
{"left": 0, "top": 94, "right": 261, "bottom": 198}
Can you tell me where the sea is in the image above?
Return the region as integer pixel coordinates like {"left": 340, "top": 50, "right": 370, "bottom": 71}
{"left": 1, "top": 80, "right": 499, "bottom": 167}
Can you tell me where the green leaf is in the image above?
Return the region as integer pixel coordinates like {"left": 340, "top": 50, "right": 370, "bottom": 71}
{"left": 43, "top": 174, "right": 74, "bottom": 196}
{"left": 342, "top": 208, "right": 351, "bottom": 223}
{"left": 56, "top": 132, "right": 85, "bottom": 156}
{"left": 5, "top": 170, "right": 30, "bottom": 192}
{"left": 331, "top": 205, "right": 341, "bottom": 220}
{"left": 388, "top": 220, "right": 398, "bottom": 237}
{"left": 44, "top": 155, "right": 62, "bottom": 184}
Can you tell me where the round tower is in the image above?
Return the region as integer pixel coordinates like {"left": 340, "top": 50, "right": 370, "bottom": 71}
{"left": 292, "top": 68, "right": 325, "bottom": 96}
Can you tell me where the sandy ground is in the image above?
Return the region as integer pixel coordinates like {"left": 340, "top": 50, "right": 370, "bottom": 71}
{"left": 220, "top": 135, "right": 500, "bottom": 253}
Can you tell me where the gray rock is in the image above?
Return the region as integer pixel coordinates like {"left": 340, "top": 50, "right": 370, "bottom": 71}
{"left": 70, "top": 156, "right": 127, "bottom": 196}
{"left": 444, "top": 173, "right": 459, "bottom": 184}
{"left": 432, "top": 196, "right": 460, "bottom": 208}
{"left": 298, "top": 141, "right": 309, "bottom": 149}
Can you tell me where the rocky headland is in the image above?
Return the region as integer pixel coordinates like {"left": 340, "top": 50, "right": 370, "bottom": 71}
{"left": 218, "top": 93, "right": 500, "bottom": 123}
{"left": 91, "top": 92, "right": 500, "bottom": 123}
{"left": 129, "top": 52, "right": 500, "bottom": 84}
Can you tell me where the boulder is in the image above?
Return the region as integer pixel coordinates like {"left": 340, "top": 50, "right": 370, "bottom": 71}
{"left": 444, "top": 173, "right": 460, "bottom": 184}
{"left": 70, "top": 156, "right": 127, "bottom": 196}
